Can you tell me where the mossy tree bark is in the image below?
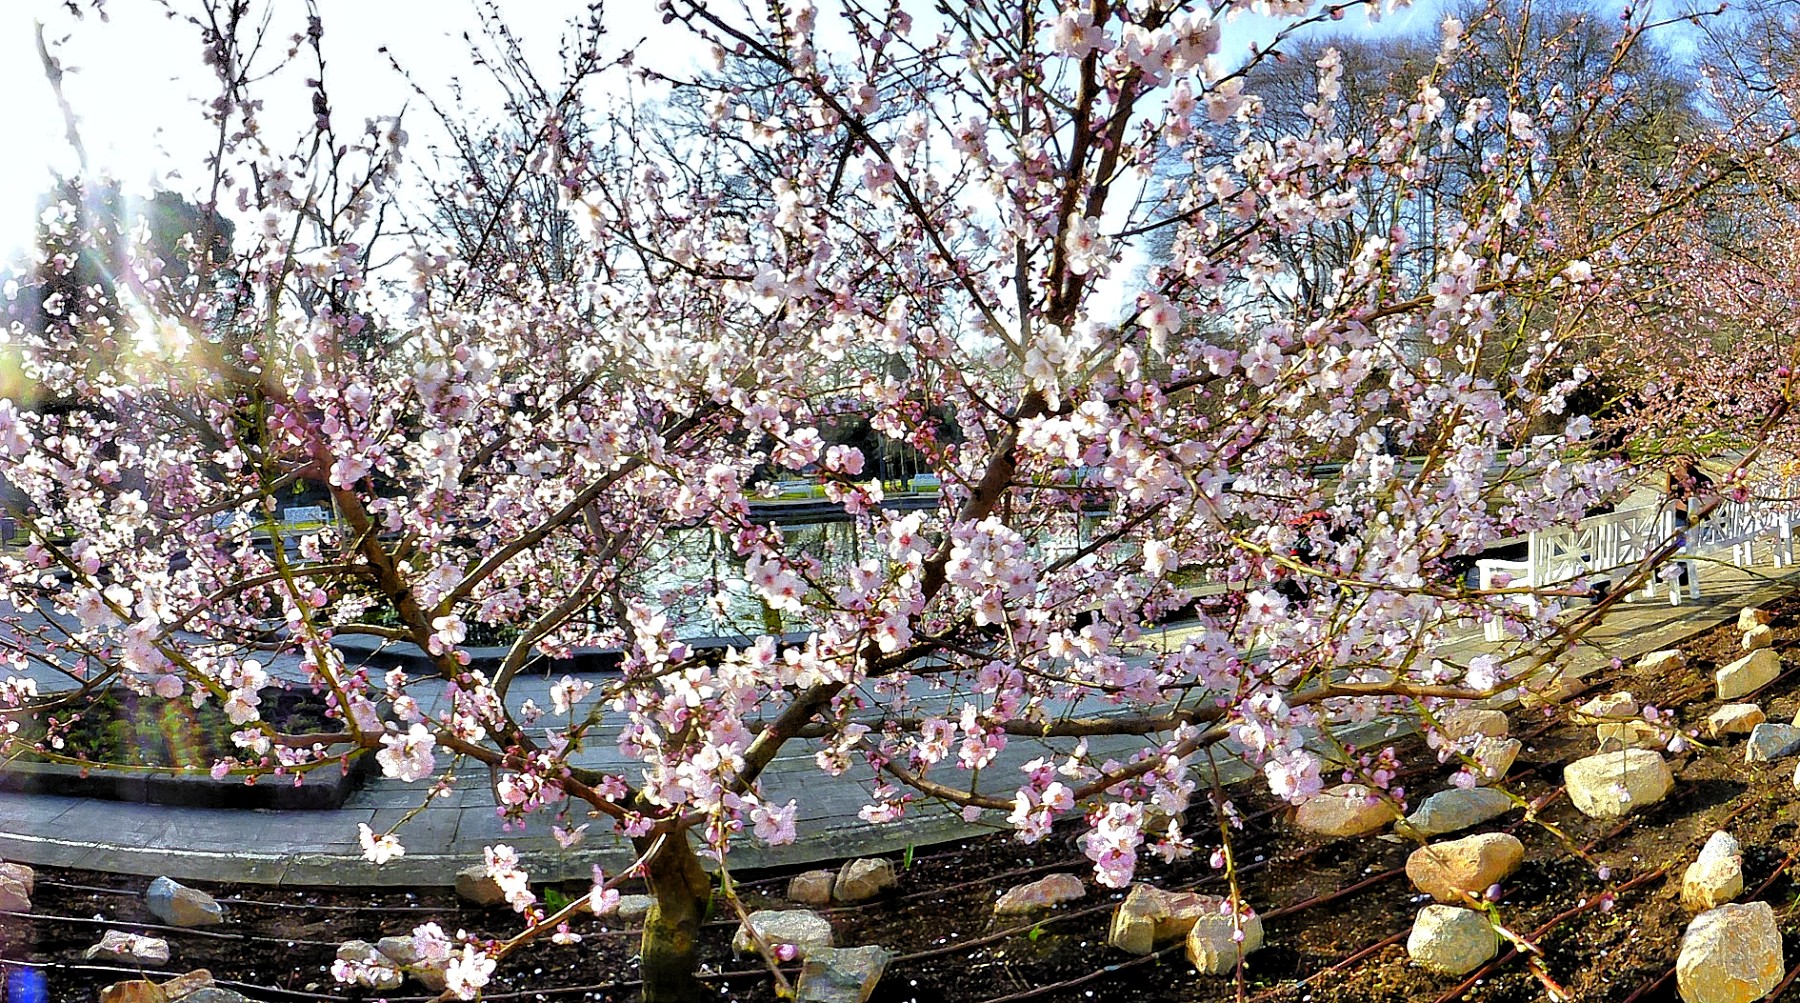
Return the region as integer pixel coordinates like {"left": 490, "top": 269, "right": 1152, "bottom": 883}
{"left": 635, "top": 829, "right": 712, "bottom": 1003}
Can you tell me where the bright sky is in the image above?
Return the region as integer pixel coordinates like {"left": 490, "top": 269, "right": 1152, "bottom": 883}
{"left": 0, "top": 1, "right": 1448, "bottom": 267}
{"left": 0, "top": 0, "right": 694, "bottom": 260}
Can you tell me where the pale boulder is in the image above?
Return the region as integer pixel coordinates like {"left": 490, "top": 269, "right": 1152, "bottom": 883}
{"left": 1564, "top": 749, "right": 1674, "bottom": 818}
{"left": 0, "top": 862, "right": 36, "bottom": 895}
{"left": 788, "top": 870, "right": 836, "bottom": 906}
{"left": 167, "top": 990, "right": 254, "bottom": 1003}
{"left": 1108, "top": 884, "right": 1216, "bottom": 955}
{"left": 995, "top": 873, "right": 1085, "bottom": 915}
{"left": 0, "top": 875, "right": 29, "bottom": 912}
{"left": 1520, "top": 673, "right": 1582, "bottom": 710}
{"left": 1185, "top": 903, "right": 1264, "bottom": 975}
{"left": 1676, "top": 901, "right": 1783, "bottom": 1003}
{"left": 1294, "top": 784, "right": 1400, "bottom": 837}
{"left": 1740, "top": 607, "right": 1774, "bottom": 631}
{"left": 1576, "top": 691, "right": 1639, "bottom": 722}
{"left": 795, "top": 946, "right": 893, "bottom": 1003}
{"left": 1745, "top": 723, "right": 1800, "bottom": 764}
{"left": 1400, "top": 787, "right": 1514, "bottom": 838}
{"left": 1717, "top": 650, "right": 1781, "bottom": 701}
{"left": 1597, "top": 720, "right": 1664, "bottom": 752}
{"left": 334, "top": 941, "right": 404, "bottom": 991}
{"left": 1709, "top": 704, "right": 1766, "bottom": 739}
{"left": 834, "top": 858, "right": 897, "bottom": 903}
{"left": 1405, "top": 832, "right": 1526, "bottom": 903}
{"left": 99, "top": 981, "right": 164, "bottom": 1003}
{"left": 454, "top": 865, "right": 507, "bottom": 907}
{"left": 375, "top": 935, "right": 449, "bottom": 991}
{"left": 145, "top": 876, "right": 222, "bottom": 927}
{"left": 101, "top": 971, "right": 214, "bottom": 1003}
{"left": 1438, "top": 707, "right": 1509, "bottom": 742}
{"left": 84, "top": 930, "right": 172, "bottom": 966}
{"left": 1743, "top": 624, "right": 1775, "bottom": 651}
{"left": 732, "top": 909, "right": 835, "bottom": 958}
{"left": 1470, "top": 737, "right": 1522, "bottom": 784}
{"left": 1682, "top": 832, "right": 1744, "bottom": 912}
{"left": 1638, "top": 649, "right": 1688, "bottom": 673}
{"left": 1407, "top": 904, "right": 1498, "bottom": 975}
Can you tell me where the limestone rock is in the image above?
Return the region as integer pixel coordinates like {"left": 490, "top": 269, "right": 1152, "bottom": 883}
{"left": 1683, "top": 832, "right": 1744, "bottom": 913}
{"left": 1185, "top": 903, "right": 1264, "bottom": 975}
{"left": 454, "top": 864, "right": 507, "bottom": 907}
{"left": 99, "top": 980, "right": 162, "bottom": 1003}
{"left": 158, "top": 970, "right": 216, "bottom": 1000}
{"left": 1710, "top": 704, "right": 1766, "bottom": 739}
{"left": 162, "top": 965, "right": 216, "bottom": 993}
{"left": 0, "top": 862, "right": 37, "bottom": 895}
{"left": 1597, "top": 720, "right": 1665, "bottom": 752}
{"left": 1405, "top": 833, "right": 1526, "bottom": 903}
{"left": 1519, "top": 673, "right": 1582, "bottom": 710}
{"left": 788, "top": 870, "right": 837, "bottom": 906}
{"left": 1400, "top": 787, "right": 1515, "bottom": 837}
{"left": 1743, "top": 624, "right": 1775, "bottom": 651}
{"left": 1108, "top": 884, "right": 1217, "bottom": 955}
{"left": 1471, "top": 737, "right": 1522, "bottom": 784}
{"left": 84, "top": 930, "right": 172, "bottom": 966}
{"left": 834, "top": 858, "right": 897, "bottom": 903}
{"left": 1718, "top": 650, "right": 1781, "bottom": 701}
{"left": 1676, "top": 901, "right": 1783, "bottom": 1003}
{"left": 145, "top": 876, "right": 222, "bottom": 927}
{"left": 101, "top": 970, "right": 213, "bottom": 1003}
{"left": 1564, "top": 749, "right": 1674, "bottom": 818}
{"left": 994, "top": 873, "right": 1085, "bottom": 915}
{"left": 1746, "top": 723, "right": 1800, "bottom": 764}
{"left": 174, "top": 991, "right": 255, "bottom": 1003}
{"left": 796, "top": 946, "right": 892, "bottom": 1003}
{"left": 375, "top": 935, "right": 448, "bottom": 991}
{"left": 1438, "top": 707, "right": 1509, "bottom": 741}
{"left": 616, "top": 894, "right": 654, "bottom": 922}
{"left": 1294, "top": 784, "right": 1400, "bottom": 837}
{"left": 0, "top": 875, "right": 30, "bottom": 912}
{"left": 732, "top": 909, "right": 835, "bottom": 958}
{"left": 1639, "top": 649, "right": 1688, "bottom": 673}
{"left": 1407, "top": 904, "right": 1498, "bottom": 975}
{"left": 1741, "top": 607, "right": 1774, "bottom": 631}
{"left": 1576, "top": 692, "right": 1640, "bottom": 722}
{"left": 335, "top": 940, "right": 404, "bottom": 991}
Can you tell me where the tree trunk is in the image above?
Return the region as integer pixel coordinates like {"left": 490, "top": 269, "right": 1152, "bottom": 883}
{"left": 636, "top": 831, "right": 711, "bottom": 1003}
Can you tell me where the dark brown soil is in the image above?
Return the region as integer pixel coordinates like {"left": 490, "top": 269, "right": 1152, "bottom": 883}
{"left": 8, "top": 594, "right": 1800, "bottom": 1002}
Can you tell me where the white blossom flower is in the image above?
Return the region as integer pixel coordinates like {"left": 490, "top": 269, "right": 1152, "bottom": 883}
{"left": 377, "top": 724, "right": 438, "bottom": 783}
{"left": 444, "top": 944, "right": 496, "bottom": 1000}
{"left": 358, "top": 823, "right": 405, "bottom": 865}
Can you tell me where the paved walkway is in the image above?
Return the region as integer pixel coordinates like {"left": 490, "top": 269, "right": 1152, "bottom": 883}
{"left": 1, "top": 555, "right": 1795, "bottom": 887}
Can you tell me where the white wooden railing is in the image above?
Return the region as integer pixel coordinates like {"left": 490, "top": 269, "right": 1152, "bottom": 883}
{"left": 1687, "top": 488, "right": 1800, "bottom": 570}
{"left": 1477, "top": 476, "right": 1800, "bottom": 642}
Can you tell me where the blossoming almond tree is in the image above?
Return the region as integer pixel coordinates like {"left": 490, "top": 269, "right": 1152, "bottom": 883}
{"left": 0, "top": 0, "right": 1764, "bottom": 999}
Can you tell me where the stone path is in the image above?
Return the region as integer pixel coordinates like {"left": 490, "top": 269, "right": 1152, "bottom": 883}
{"left": 0, "top": 557, "right": 1794, "bottom": 887}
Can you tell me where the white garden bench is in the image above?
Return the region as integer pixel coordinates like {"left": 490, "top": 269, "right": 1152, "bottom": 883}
{"left": 1477, "top": 505, "right": 1680, "bottom": 642}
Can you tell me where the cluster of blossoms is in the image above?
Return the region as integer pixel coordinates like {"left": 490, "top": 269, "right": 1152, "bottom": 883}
{"left": 2, "top": 0, "right": 1783, "bottom": 996}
